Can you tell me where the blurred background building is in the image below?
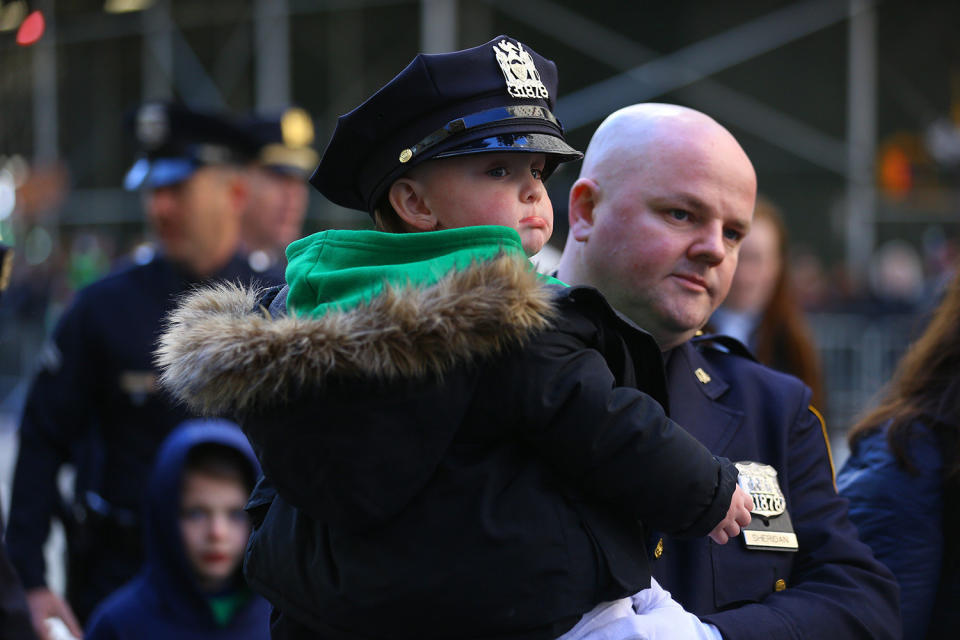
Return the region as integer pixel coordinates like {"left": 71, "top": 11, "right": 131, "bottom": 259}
{"left": 1, "top": 0, "right": 959, "bottom": 477}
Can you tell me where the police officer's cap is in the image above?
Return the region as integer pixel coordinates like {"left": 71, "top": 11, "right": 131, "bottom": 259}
{"left": 311, "top": 35, "right": 583, "bottom": 214}
{"left": 242, "top": 107, "right": 320, "bottom": 179}
{"left": 123, "top": 102, "right": 256, "bottom": 191}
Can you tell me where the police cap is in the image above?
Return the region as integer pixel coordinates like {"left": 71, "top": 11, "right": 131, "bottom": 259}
{"left": 123, "top": 102, "right": 257, "bottom": 191}
{"left": 311, "top": 35, "right": 583, "bottom": 214}
{"left": 242, "top": 107, "right": 320, "bottom": 179}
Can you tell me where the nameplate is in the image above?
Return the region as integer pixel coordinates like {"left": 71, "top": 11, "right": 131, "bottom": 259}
{"left": 743, "top": 530, "right": 799, "bottom": 551}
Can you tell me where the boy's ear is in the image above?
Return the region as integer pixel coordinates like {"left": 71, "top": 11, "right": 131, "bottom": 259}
{"left": 568, "top": 178, "right": 599, "bottom": 242}
{"left": 388, "top": 177, "right": 437, "bottom": 232}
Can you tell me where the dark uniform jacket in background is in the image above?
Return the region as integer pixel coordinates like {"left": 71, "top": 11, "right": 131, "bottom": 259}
{"left": 156, "top": 227, "right": 737, "bottom": 640}
{"left": 5, "top": 252, "right": 282, "bottom": 621}
{"left": 0, "top": 502, "right": 37, "bottom": 640}
{"left": 650, "top": 336, "right": 901, "bottom": 640}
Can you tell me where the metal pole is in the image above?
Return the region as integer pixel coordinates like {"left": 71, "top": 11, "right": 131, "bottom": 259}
{"left": 142, "top": 0, "right": 173, "bottom": 101}
{"left": 420, "top": 0, "right": 457, "bottom": 53}
{"left": 845, "top": 0, "right": 877, "bottom": 286}
{"left": 33, "top": 0, "right": 58, "bottom": 164}
{"left": 254, "top": 0, "right": 291, "bottom": 111}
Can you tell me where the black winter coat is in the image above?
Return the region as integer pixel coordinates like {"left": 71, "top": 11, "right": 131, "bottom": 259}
{"left": 157, "top": 254, "right": 736, "bottom": 639}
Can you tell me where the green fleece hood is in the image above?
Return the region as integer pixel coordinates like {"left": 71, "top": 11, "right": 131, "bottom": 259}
{"left": 285, "top": 226, "right": 562, "bottom": 317}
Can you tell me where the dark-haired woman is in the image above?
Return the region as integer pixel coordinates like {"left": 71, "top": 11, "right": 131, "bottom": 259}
{"left": 837, "top": 266, "right": 960, "bottom": 639}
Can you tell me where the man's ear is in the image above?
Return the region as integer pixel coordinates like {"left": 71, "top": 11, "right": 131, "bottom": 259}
{"left": 388, "top": 177, "right": 436, "bottom": 231}
{"left": 568, "top": 178, "right": 599, "bottom": 242}
{"left": 227, "top": 170, "right": 250, "bottom": 218}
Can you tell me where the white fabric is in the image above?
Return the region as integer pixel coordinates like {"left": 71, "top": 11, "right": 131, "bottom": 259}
{"left": 555, "top": 578, "right": 723, "bottom": 640}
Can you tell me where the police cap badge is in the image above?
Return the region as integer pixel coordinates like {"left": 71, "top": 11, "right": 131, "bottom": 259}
{"left": 123, "top": 102, "right": 257, "bottom": 191}
{"left": 242, "top": 106, "right": 319, "bottom": 179}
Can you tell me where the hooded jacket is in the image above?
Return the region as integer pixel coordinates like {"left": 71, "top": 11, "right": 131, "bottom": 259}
{"left": 156, "top": 226, "right": 737, "bottom": 639}
{"left": 84, "top": 420, "right": 271, "bottom": 640}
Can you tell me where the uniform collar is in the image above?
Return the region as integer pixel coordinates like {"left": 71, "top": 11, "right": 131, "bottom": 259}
{"left": 663, "top": 340, "right": 743, "bottom": 456}
{"left": 670, "top": 339, "right": 730, "bottom": 401}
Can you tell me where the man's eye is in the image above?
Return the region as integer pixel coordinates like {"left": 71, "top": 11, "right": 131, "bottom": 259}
{"left": 487, "top": 167, "right": 508, "bottom": 178}
{"left": 723, "top": 228, "right": 743, "bottom": 242}
{"left": 669, "top": 210, "right": 689, "bottom": 221}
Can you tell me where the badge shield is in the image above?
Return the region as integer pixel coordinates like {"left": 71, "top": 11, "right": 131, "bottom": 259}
{"left": 736, "top": 461, "right": 799, "bottom": 552}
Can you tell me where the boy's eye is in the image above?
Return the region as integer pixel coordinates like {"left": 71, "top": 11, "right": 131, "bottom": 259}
{"left": 531, "top": 167, "right": 543, "bottom": 181}
{"left": 182, "top": 507, "right": 208, "bottom": 522}
{"left": 487, "top": 167, "right": 508, "bottom": 178}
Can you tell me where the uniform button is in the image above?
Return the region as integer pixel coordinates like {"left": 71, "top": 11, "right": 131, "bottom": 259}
{"left": 774, "top": 578, "right": 786, "bottom": 592}
{"left": 654, "top": 538, "right": 664, "bottom": 559}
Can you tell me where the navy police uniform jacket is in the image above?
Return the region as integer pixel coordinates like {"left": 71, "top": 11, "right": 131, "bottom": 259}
{"left": 5, "top": 252, "right": 282, "bottom": 619}
{"left": 650, "top": 335, "right": 901, "bottom": 639}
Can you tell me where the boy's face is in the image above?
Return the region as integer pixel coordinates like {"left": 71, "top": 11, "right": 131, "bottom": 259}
{"left": 179, "top": 471, "right": 251, "bottom": 592}
{"left": 417, "top": 152, "right": 553, "bottom": 255}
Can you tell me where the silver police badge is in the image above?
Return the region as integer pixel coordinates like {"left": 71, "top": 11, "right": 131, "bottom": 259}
{"left": 735, "top": 461, "right": 799, "bottom": 551}
{"left": 493, "top": 39, "right": 549, "bottom": 99}
{"left": 136, "top": 103, "right": 169, "bottom": 150}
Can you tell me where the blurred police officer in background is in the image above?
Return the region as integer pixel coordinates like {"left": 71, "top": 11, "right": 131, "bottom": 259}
{"left": 240, "top": 107, "right": 318, "bottom": 272}
{"left": 0, "top": 243, "right": 38, "bottom": 640}
{"left": 4, "top": 102, "right": 284, "bottom": 640}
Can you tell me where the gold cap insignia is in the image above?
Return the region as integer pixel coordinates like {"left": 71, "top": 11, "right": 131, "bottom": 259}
{"left": 694, "top": 367, "right": 711, "bottom": 384}
{"left": 280, "top": 107, "right": 315, "bottom": 148}
{"left": 399, "top": 149, "right": 413, "bottom": 163}
{"left": 492, "top": 39, "right": 548, "bottom": 99}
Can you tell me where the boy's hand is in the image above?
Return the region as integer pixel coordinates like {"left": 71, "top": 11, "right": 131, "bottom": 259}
{"left": 708, "top": 484, "right": 753, "bottom": 544}
{"left": 26, "top": 588, "right": 83, "bottom": 640}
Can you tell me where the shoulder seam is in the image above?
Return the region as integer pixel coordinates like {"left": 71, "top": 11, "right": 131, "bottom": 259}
{"left": 808, "top": 404, "right": 836, "bottom": 490}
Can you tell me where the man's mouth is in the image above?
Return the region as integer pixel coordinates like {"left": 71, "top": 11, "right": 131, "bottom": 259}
{"left": 672, "top": 273, "right": 709, "bottom": 291}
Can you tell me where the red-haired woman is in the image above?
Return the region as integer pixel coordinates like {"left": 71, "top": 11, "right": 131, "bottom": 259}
{"left": 710, "top": 196, "right": 825, "bottom": 407}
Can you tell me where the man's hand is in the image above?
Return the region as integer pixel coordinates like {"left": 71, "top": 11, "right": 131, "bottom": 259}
{"left": 708, "top": 484, "right": 753, "bottom": 544}
{"left": 25, "top": 588, "right": 83, "bottom": 640}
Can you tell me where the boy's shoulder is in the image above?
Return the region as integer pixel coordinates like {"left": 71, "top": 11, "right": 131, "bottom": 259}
{"left": 551, "top": 284, "right": 668, "bottom": 408}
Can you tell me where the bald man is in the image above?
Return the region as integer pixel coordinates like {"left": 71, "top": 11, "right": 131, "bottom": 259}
{"left": 556, "top": 104, "right": 900, "bottom": 639}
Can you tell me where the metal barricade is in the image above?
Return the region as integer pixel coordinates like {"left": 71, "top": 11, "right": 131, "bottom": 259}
{"left": 807, "top": 312, "right": 921, "bottom": 466}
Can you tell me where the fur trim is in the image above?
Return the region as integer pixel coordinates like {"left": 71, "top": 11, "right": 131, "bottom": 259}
{"left": 156, "top": 254, "right": 556, "bottom": 415}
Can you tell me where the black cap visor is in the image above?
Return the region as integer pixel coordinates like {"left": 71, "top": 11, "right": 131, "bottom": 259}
{"left": 434, "top": 132, "right": 581, "bottom": 161}
{"left": 343, "top": 106, "right": 582, "bottom": 211}
{"left": 434, "top": 133, "right": 581, "bottom": 181}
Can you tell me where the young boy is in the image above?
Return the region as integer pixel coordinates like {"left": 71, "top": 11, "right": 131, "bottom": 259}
{"left": 156, "top": 36, "right": 751, "bottom": 639}
{"left": 84, "top": 420, "right": 270, "bottom": 640}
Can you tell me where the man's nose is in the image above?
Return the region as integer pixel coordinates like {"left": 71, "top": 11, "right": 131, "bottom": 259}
{"left": 147, "top": 186, "right": 180, "bottom": 219}
{"left": 690, "top": 223, "right": 726, "bottom": 265}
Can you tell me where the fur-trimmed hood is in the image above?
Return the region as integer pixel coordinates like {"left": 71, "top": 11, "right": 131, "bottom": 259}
{"left": 156, "top": 252, "right": 556, "bottom": 416}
